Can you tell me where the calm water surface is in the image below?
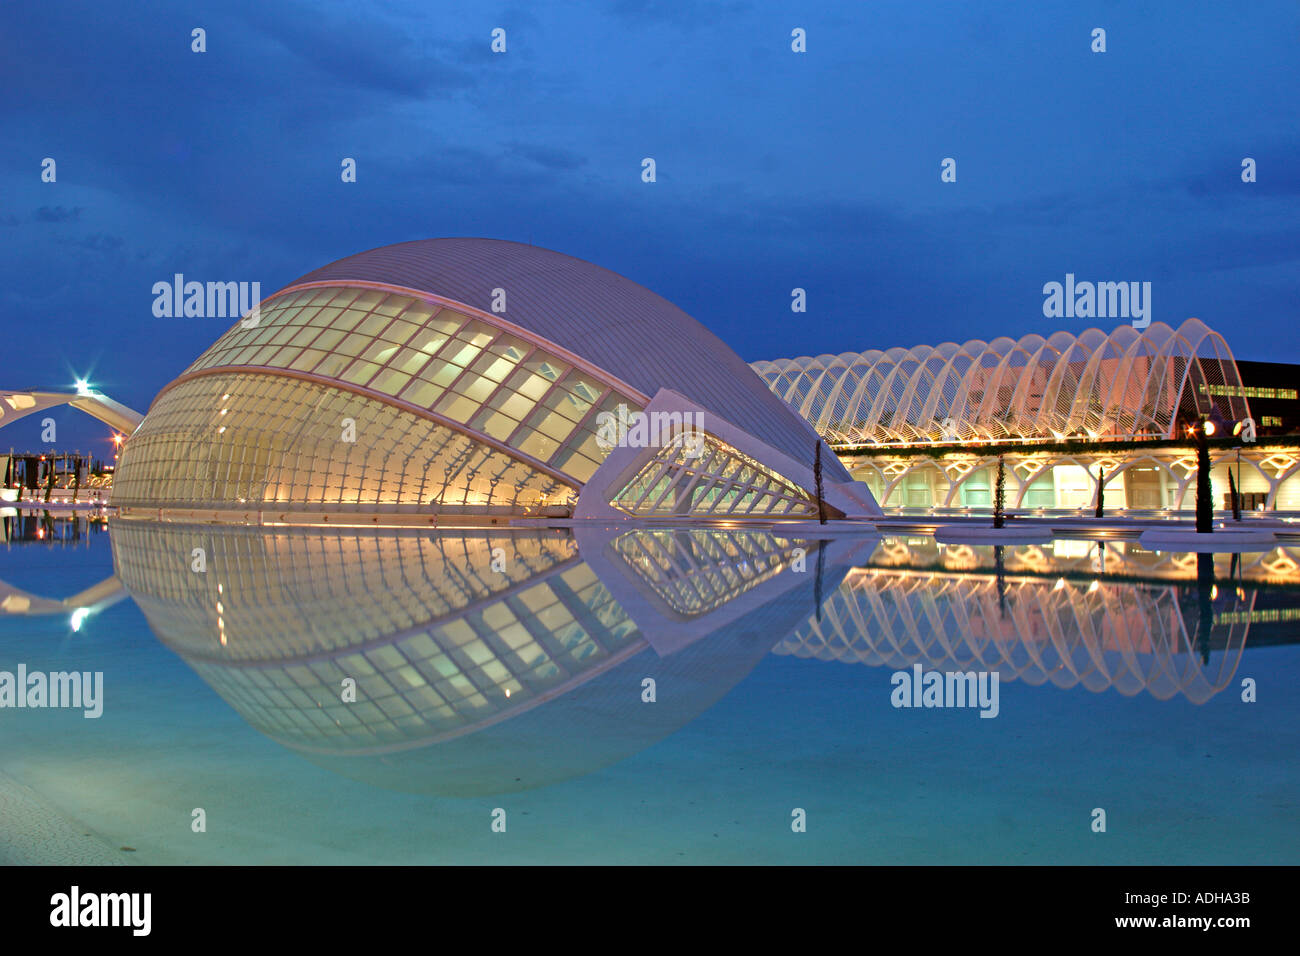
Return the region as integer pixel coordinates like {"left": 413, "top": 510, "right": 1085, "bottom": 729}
{"left": 1, "top": 512, "right": 1297, "bottom": 864}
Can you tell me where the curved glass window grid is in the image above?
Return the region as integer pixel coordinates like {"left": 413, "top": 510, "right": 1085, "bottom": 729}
{"left": 611, "top": 530, "right": 810, "bottom": 616}
{"left": 610, "top": 433, "right": 818, "bottom": 517}
{"left": 186, "top": 285, "right": 642, "bottom": 484}
{"left": 202, "top": 567, "right": 635, "bottom": 748}
{"left": 112, "top": 524, "right": 644, "bottom": 749}
{"left": 111, "top": 526, "right": 582, "bottom": 661}
{"left": 112, "top": 372, "right": 571, "bottom": 512}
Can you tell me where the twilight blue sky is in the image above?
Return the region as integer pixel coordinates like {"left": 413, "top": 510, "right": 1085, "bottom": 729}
{"left": 1, "top": 0, "right": 1297, "bottom": 451}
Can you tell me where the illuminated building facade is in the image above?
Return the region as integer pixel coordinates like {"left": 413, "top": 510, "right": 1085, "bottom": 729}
{"left": 112, "top": 239, "right": 878, "bottom": 522}
{"left": 756, "top": 319, "right": 1300, "bottom": 514}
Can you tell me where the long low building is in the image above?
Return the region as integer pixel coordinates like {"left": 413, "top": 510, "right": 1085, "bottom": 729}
{"left": 755, "top": 320, "right": 1300, "bottom": 514}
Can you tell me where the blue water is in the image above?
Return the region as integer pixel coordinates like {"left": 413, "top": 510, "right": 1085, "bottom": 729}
{"left": 1, "top": 519, "right": 1297, "bottom": 864}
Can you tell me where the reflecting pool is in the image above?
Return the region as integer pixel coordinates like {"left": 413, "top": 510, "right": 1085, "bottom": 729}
{"left": 2, "top": 512, "right": 1298, "bottom": 864}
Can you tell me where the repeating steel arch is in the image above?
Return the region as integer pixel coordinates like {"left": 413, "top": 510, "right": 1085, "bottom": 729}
{"left": 752, "top": 319, "right": 1248, "bottom": 445}
{"left": 775, "top": 568, "right": 1252, "bottom": 704}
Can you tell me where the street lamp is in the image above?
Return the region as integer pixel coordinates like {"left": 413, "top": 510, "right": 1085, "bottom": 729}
{"left": 1229, "top": 420, "right": 1249, "bottom": 517}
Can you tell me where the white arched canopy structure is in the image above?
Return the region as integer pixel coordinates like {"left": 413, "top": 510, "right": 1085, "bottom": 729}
{"left": 0, "top": 390, "right": 143, "bottom": 435}
{"left": 752, "top": 319, "right": 1248, "bottom": 445}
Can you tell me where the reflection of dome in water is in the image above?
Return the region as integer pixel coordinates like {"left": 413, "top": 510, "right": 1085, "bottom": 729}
{"left": 112, "top": 239, "right": 878, "bottom": 521}
{"left": 112, "top": 521, "right": 853, "bottom": 795}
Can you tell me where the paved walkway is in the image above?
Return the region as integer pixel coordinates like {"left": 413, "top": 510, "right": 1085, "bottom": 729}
{"left": 0, "top": 769, "right": 127, "bottom": 865}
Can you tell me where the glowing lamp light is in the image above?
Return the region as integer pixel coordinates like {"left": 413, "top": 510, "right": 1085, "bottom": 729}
{"left": 1204, "top": 420, "right": 1217, "bottom": 436}
{"left": 74, "top": 378, "right": 92, "bottom": 395}
{"left": 70, "top": 608, "right": 90, "bottom": 631}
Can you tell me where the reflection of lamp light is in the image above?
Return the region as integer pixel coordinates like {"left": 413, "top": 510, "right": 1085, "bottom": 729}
{"left": 70, "top": 608, "right": 89, "bottom": 631}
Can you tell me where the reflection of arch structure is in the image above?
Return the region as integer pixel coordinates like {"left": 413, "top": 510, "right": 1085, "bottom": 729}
{"left": 753, "top": 319, "right": 1247, "bottom": 445}
{"left": 777, "top": 566, "right": 1253, "bottom": 703}
{"left": 0, "top": 575, "right": 127, "bottom": 619}
{"left": 0, "top": 390, "right": 143, "bottom": 434}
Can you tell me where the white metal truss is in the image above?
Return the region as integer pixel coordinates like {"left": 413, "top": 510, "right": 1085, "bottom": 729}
{"left": 752, "top": 319, "right": 1249, "bottom": 445}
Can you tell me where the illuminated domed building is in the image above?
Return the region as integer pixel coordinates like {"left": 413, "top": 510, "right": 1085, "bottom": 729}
{"left": 112, "top": 239, "right": 879, "bottom": 522}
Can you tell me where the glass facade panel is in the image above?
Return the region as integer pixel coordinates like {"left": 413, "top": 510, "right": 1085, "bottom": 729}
{"left": 113, "top": 372, "right": 575, "bottom": 513}
{"left": 144, "top": 285, "right": 649, "bottom": 500}
{"left": 610, "top": 433, "right": 817, "bottom": 518}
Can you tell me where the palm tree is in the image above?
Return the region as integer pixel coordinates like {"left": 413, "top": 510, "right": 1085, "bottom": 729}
{"left": 814, "top": 441, "right": 827, "bottom": 525}
{"left": 993, "top": 455, "right": 1006, "bottom": 529}
{"left": 1194, "top": 418, "right": 1213, "bottom": 533}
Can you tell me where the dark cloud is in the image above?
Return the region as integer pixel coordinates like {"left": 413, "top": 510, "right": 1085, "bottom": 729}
{"left": 505, "top": 141, "right": 589, "bottom": 170}
{"left": 237, "top": 2, "right": 479, "bottom": 98}
{"left": 34, "top": 206, "right": 82, "bottom": 222}
{"left": 74, "top": 233, "right": 127, "bottom": 252}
